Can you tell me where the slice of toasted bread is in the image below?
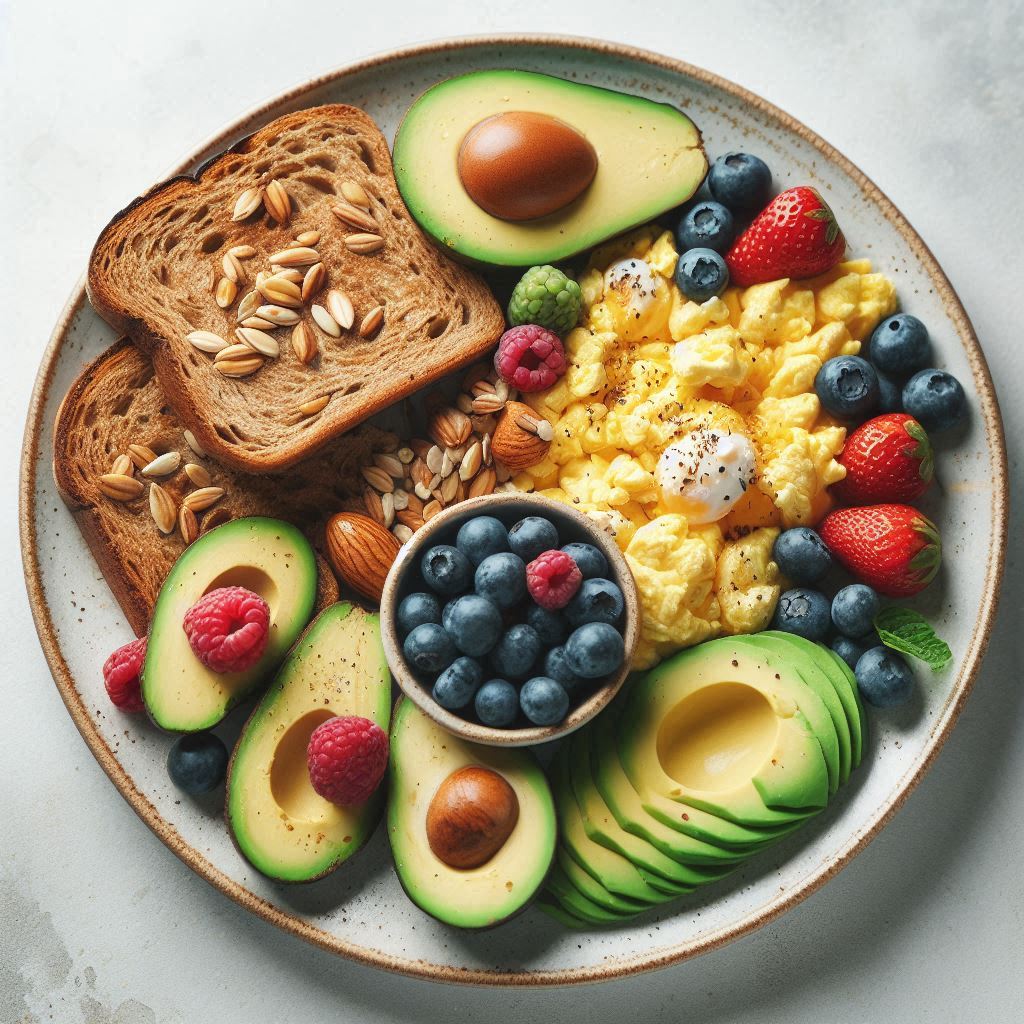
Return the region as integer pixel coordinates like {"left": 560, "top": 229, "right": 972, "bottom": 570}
{"left": 87, "top": 104, "right": 504, "bottom": 474}
{"left": 53, "top": 340, "right": 400, "bottom": 636}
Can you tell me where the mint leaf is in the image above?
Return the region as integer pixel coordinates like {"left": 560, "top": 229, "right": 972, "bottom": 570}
{"left": 874, "top": 607, "right": 952, "bottom": 671}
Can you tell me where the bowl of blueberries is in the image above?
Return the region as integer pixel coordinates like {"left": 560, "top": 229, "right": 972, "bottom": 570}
{"left": 380, "top": 493, "right": 639, "bottom": 746}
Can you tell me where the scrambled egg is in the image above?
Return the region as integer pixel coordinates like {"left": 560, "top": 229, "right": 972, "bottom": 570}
{"left": 519, "top": 227, "right": 897, "bottom": 667}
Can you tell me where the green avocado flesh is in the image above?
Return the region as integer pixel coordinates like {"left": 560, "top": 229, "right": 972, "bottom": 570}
{"left": 543, "top": 635, "right": 866, "bottom": 925}
{"left": 226, "top": 603, "right": 392, "bottom": 883}
{"left": 142, "top": 517, "right": 317, "bottom": 732}
{"left": 393, "top": 69, "right": 707, "bottom": 267}
{"left": 387, "top": 698, "right": 556, "bottom": 929}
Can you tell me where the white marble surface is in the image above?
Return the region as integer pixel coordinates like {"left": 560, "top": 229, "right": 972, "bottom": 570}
{"left": 2, "top": 1, "right": 1021, "bottom": 1021}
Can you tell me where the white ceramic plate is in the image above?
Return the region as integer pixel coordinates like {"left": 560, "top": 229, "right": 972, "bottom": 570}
{"left": 20, "top": 36, "right": 1007, "bottom": 985}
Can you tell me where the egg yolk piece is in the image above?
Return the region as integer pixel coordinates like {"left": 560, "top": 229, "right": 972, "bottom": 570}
{"left": 656, "top": 429, "right": 757, "bottom": 524}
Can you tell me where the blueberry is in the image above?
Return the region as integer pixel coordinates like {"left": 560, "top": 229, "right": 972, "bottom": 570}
{"left": 474, "top": 679, "right": 519, "bottom": 728}
{"left": 830, "top": 584, "right": 880, "bottom": 638}
{"left": 855, "top": 646, "right": 915, "bottom": 708}
{"left": 520, "top": 677, "right": 570, "bottom": 726}
{"left": 441, "top": 594, "right": 503, "bottom": 657}
{"left": 770, "top": 588, "right": 831, "bottom": 641}
{"left": 815, "top": 355, "right": 879, "bottom": 420}
{"left": 565, "top": 622, "right": 625, "bottom": 679}
{"left": 396, "top": 592, "right": 441, "bottom": 637}
{"left": 508, "top": 516, "right": 560, "bottom": 562}
{"left": 869, "top": 314, "right": 932, "bottom": 376}
{"left": 420, "top": 545, "right": 472, "bottom": 596}
{"left": 526, "top": 604, "right": 568, "bottom": 646}
{"left": 831, "top": 634, "right": 879, "bottom": 671}
{"left": 676, "top": 200, "right": 736, "bottom": 254}
{"left": 490, "top": 624, "right": 543, "bottom": 681}
{"left": 707, "top": 152, "right": 773, "bottom": 214}
{"left": 902, "top": 369, "right": 967, "bottom": 432}
{"left": 474, "top": 552, "right": 527, "bottom": 609}
{"left": 772, "top": 528, "right": 832, "bottom": 584}
{"left": 543, "top": 645, "right": 582, "bottom": 692}
{"left": 167, "top": 732, "right": 228, "bottom": 795}
{"left": 561, "top": 542, "right": 608, "bottom": 580}
{"left": 403, "top": 622, "right": 457, "bottom": 674}
{"left": 566, "top": 578, "right": 624, "bottom": 628}
{"left": 876, "top": 369, "right": 904, "bottom": 413}
{"left": 432, "top": 656, "right": 483, "bottom": 710}
{"left": 455, "top": 515, "right": 510, "bottom": 566}
{"left": 675, "top": 247, "right": 729, "bottom": 303}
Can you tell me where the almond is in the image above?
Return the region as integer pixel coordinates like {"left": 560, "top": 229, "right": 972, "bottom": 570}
{"left": 325, "top": 512, "right": 401, "bottom": 603}
{"left": 490, "top": 401, "right": 552, "bottom": 471}
{"left": 428, "top": 406, "right": 472, "bottom": 449}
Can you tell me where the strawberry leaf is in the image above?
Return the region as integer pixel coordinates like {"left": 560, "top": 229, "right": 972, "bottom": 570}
{"left": 805, "top": 197, "right": 841, "bottom": 245}
{"left": 904, "top": 419, "right": 934, "bottom": 482}
{"left": 874, "top": 607, "right": 952, "bottom": 671}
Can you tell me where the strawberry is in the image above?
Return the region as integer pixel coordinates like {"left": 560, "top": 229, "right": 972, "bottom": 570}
{"left": 835, "top": 413, "right": 934, "bottom": 505}
{"left": 819, "top": 504, "right": 941, "bottom": 597}
{"left": 726, "top": 186, "right": 846, "bottom": 287}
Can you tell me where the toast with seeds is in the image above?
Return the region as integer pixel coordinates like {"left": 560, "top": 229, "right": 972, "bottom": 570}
{"left": 53, "top": 340, "right": 400, "bottom": 636}
{"left": 87, "top": 104, "right": 504, "bottom": 474}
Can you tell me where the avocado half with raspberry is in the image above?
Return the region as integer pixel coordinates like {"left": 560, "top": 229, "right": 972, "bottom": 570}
{"left": 387, "top": 697, "right": 556, "bottom": 928}
{"left": 227, "top": 602, "right": 392, "bottom": 883}
{"left": 142, "top": 517, "right": 318, "bottom": 732}
{"left": 393, "top": 69, "right": 707, "bottom": 267}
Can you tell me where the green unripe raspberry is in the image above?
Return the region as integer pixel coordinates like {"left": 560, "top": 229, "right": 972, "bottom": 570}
{"left": 507, "top": 265, "right": 582, "bottom": 336}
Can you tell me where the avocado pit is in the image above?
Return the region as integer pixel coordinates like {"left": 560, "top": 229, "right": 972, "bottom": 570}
{"left": 457, "top": 111, "right": 597, "bottom": 222}
{"left": 426, "top": 764, "right": 520, "bottom": 869}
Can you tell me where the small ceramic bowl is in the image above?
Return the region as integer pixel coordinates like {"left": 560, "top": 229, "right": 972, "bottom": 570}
{"left": 380, "top": 492, "right": 640, "bottom": 747}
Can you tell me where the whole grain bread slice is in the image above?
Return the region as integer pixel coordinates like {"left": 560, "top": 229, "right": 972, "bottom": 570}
{"left": 53, "top": 340, "right": 402, "bottom": 636}
{"left": 87, "top": 104, "right": 503, "bottom": 474}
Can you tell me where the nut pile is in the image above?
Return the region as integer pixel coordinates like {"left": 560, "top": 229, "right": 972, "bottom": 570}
{"left": 188, "top": 178, "right": 388, "bottom": 416}
{"left": 95, "top": 429, "right": 226, "bottom": 545}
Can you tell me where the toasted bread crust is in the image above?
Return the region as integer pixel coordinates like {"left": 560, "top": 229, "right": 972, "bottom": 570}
{"left": 53, "top": 341, "right": 397, "bottom": 635}
{"left": 87, "top": 104, "right": 504, "bottom": 474}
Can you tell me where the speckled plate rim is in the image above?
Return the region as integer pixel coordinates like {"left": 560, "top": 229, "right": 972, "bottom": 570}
{"left": 19, "top": 35, "right": 1008, "bottom": 987}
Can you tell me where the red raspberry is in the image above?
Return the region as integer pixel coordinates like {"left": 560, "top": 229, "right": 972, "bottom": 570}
{"left": 527, "top": 549, "right": 583, "bottom": 610}
{"left": 307, "top": 715, "right": 389, "bottom": 806}
{"left": 102, "top": 636, "right": 147, "bottom": 712}
{"left": 494, "top": 325, "right": 566, "bottom": 393}
{"left": 182, "top": 586, "right": 270, "bottom": 674}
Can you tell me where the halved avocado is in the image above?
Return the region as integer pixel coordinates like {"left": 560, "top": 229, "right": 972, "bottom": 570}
{"left": 619, "top": 639, "right": 831, "bottom": 828}
{"left": 226, "top": 602, "right": 391, "bottom": 882}
{"left": 143, "top": 517, "right": 317, "bottom": 732}
{"left": 387, "top": 697, "right": 556, "bottom": 929}
{"left": 393, "top": 69, "right": 707, "bottom": 267}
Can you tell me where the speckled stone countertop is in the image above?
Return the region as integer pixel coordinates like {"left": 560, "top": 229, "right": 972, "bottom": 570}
{"left": 2, "top": 1, "right": 1022, "bottom": 1021}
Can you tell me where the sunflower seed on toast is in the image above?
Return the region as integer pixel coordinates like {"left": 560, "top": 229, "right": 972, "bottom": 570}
{"left": 237, "top": 290, "right": 260, "bottom": 322}
{"left": 186, "top": 330, "right": 228, "bottom": 354}
{"left": 269, "top": 268, "right": 304, "bottom": 285}
{"left": 298, "top": 395, "right": 330, "bottom": 416}
{"left": 326, "top": 290, "right": 354, "bottom": 330}
{"left": 231, "top": 187, "right": 263, "bottom": 222}
{"left": 295, "top": 230, "right": 320, "bottom": 247}
{"left": 362, "top": 466, "right": 394, "bottom": 493}
{"left": 341, "top": 180, "right": 371, "bottom": 210}
{"left": 311, "top": 304, "right": 341, "bottom": 337}
{"left": 256, "top": 276, "right": 302, "bottom": 308}
{"left": 345, "top": 233, "right": 385, "bottom": 255}
{"left": 291, "top": 322, "right": 318, "bottom": 364}
{"left": 213, "top": 345, "right": 264, "bottom": 377}
{"left": 215, "top": 277, "right": 238, "bottom": 308}
{"left": 149, "top": 482, "right": 176, "bottom": 534}
{"left": 184, "top": 462, "right": 212, "bottom": 488}
{"left": 331, "top": 201, "right": 376, "bottom": 233}
{"left": 301, "top": 263, "right": 327, "bottom": 303}
{"left": 183, "top": 430, "right": 206, "bottom": 458}
{"left": 182, "top": 486, "right": 225, "bottom": 512}
{"left": 255, "top": 304, "right": 301, "bottom": 327}
{"left": 228, "top": 244, "right": 256, "bottom": 260}
{"left": 142, "top": 451, "right": 181, "bottom": 477}
{"left": 359, "top": 304, "right": 384, "bottom": 338}
{"left": 239, "top": 316, "right": 276, "bottom": 329}
{"left": 222, "top": 251, "right": 246, "bottom": 284}
{"left": 269, "top": 246, "right": 320, "bottom": 267}
{"left": 110, "top": 454, "right": 134, "bottom": 477}
{"left": 235, "top": 328, "right": 280, "bottom": 358}
{"left": 178, "top": 505, "right": 199, "bottom": 545}
{"left": 127, "top": 444, "right": 157, "bottom": 470}
{"left": 264, "top": 179, "right": 291, "bottom": 225}
{"left": 97, "top": 473, "right": 144, "bottom": 501}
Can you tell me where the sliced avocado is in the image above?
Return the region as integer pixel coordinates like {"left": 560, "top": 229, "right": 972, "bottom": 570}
{"left": 619, "top": 639, "right": 831, "bottom": 828}
{"left": 393, "top": 69, "right": 707, "bottom": 267}
{"left": 557, "top": 847, "right": 651, "bottom": 916}
{"left": 731, "top": 635, "right": 849, "bottom": 790}
{"left": 387, "top": 697, "right": 556, "bottom": 929}
{"left": 537, "top": 899, "right": 589, "bottom": 929}
{"left": 546, "top": 861, "right": 632, "bottom": 925}
{"left": 143, "top": 517, "right": 317, "bottom": 732}
{"left": 226, "top": 602, "right": 391, "bottom": 882}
